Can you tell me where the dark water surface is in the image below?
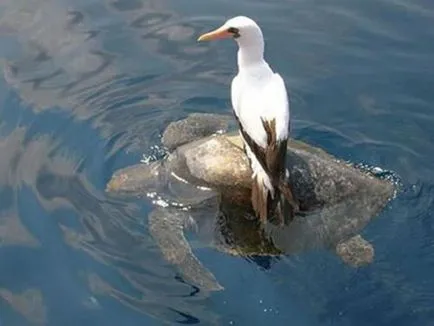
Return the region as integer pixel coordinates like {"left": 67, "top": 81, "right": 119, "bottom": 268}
{"left": 0, "top": 0, "right": 433, "bottom": 325}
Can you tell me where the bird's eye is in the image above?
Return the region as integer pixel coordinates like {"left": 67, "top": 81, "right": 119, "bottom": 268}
{"left": 227, "top": 27, "right": 240, "bottom": 38}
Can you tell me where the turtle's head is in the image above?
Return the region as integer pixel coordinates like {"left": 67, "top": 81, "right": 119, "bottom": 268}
{"left": 106, "top": 162, "right": 163, "bottom": 195}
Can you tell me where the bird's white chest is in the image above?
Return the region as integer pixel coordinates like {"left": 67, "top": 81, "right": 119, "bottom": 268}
{"left": 231, "top": 72, "right": 289, "bottom": 148}
{"left": 234, "top": 75, "right": 271, "bottom": 118}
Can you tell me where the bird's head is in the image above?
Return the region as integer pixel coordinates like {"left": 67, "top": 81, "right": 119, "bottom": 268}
{"left": 197, "top": 16, "right": 263, "bottom": 46}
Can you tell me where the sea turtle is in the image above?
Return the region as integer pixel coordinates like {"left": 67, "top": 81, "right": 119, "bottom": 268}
{"left": 106, "top": 113, "right": 395, "bottom": 291}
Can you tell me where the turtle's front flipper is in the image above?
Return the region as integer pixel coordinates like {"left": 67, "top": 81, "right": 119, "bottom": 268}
{"left": 148, "top": 207, "right": 223, "bottom": 291}
{"left": 162, "top": 113, "right": 234, "bottom": 150}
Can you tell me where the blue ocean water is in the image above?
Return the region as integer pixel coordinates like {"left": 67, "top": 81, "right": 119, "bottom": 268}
{"left": 0, "top": 0, "right": 433, "bottom": 325}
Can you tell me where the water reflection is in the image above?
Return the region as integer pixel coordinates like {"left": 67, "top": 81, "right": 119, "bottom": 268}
{"left": 0, "top": 0, "right": 432, "bottom": 324}
{"left": 0, "top": 0, "right": 230, "bottom": 321}
{"left": 0, "top": 0, "right": 230, "bottom": 155}
{"left": 0, "top": 288, "right": 47, "bottom": 325}
{"left": 0, "top": 106, "right": 223, "bottom": 323}
{"left": 0, "top": 211, "right": 39, "bottom": 248}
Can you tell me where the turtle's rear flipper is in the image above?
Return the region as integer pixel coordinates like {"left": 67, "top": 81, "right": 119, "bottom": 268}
{"left": 335, "top": 235, "right": 374, "bottom": 268}
{"left": 148, "top": 207, "right": 223, "bottom": 292}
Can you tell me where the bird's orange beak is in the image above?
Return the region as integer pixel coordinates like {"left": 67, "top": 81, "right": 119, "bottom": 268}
{"left": 197, "top": 26, "right": 231, "bottom": 42}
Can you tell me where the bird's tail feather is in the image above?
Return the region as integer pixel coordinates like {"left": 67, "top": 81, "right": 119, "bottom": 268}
{"left": 251, "top": 174, "right": 271, "bottom": 224}
{"left": 251, "top": 171, "right": 299, "bottom": 226}
{"left": 276, "top": 178, "right": 299, "bottom": 224}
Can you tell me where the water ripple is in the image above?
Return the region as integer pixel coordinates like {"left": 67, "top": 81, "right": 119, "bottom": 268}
{"left": 0, "top": 0, "right": 432, "bottom": 324}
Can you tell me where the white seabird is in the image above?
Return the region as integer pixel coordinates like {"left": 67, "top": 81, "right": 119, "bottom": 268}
{"left": 198, "top": 16, "right": 299, "bottom": 225}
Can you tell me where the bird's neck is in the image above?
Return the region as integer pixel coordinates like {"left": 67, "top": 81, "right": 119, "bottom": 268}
{"left": 236, "top": 40, "right": 266, "bottom": 71}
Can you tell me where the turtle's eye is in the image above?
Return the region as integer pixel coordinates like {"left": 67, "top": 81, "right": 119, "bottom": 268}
{"left": 227, "top": 27, "right": 240, "bottom": 38}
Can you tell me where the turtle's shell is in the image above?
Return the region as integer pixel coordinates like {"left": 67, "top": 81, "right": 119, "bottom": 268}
{"left": 106, "top": 114, "right": 396, "bottom": 291}
{"left": 108, "top": 129, "right": 394, "bottom": 255}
